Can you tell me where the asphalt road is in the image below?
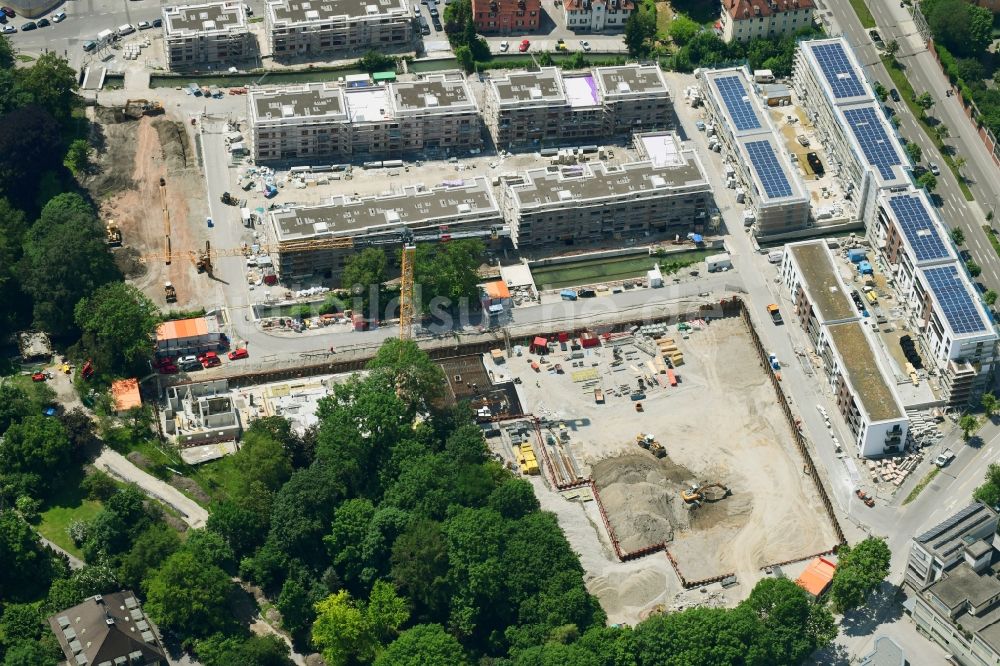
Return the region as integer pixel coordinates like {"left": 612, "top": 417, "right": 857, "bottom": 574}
{"left": 818, "top": 0, "right": 1000, "bottom": 293}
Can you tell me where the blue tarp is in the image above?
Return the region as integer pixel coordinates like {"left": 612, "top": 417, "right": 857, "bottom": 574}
{"left": 691, "top": 233, "right": 703, "bottom": 243}
{"left": 847, "top": 248, "right": 867, "bottom": 263}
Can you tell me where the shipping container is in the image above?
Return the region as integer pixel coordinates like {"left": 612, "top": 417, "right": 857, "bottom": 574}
{"left": 667, "top": 369, "right": 677, "bottom": 386}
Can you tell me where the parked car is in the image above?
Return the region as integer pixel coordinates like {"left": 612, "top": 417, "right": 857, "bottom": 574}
{"left": 158, "top": 363, "right": 178, "bottom": 374}
{"left": 21, "top": 20, "right": 36, "bottom": 30}
{"left": 934, "top": 449, "right": 955, "bottom": 467}
{"left": 152, "top": 17, "right": 162, "bottom": 27}
{"left": 519, "top": 39, "right": 530, "bottom": 52}
{"left": 117, "top": 23, "right": 135, "bottom": 36}
{"left": 1, "top": 24, "right": 13, "bottom": 33}
{"left": 138, "top": 20, "right": 151, "bottom": 29}
{"left": 228, "top": 348, "right": 249, "bottom": 360}
{"left": 52, "top": 10, "right": 65, "bottom": 22}
{"left": 579, "top": 40, "right": 590, "bottom": 51}
{"left": 499, "top": 40, "right": 509, "bottom": 52}
{"left": 929, "top": 161, "right": 941, "bottom": 176}
{"left": 177, "top": 355, "right": 201, "bottom": 371}
{"left": 0, "top": 13, "right": 5, "bottom": 23}
{"left": 1, "top": 7, "right": 15, "bottom": 17}
{"left": 889, "top": 88, "right": 900, "bottom": 102}
{"left": 36, "top": 17, "right": 49, "bottom": 26}
{"left": 428, "top": 6, "right": 438, "bottom": 16}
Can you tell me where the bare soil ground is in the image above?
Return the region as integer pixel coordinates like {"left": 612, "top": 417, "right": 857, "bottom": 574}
{"left": 498, "top": 316, "right": 840, "bottom": 619}
{"left": 84, "top": 108, "right": 207, "bottom": 310}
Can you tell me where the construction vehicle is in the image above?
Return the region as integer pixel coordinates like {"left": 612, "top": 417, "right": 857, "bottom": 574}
{"left": 682, "top": 483, "right": 731, "bottom": 503}
{"left": 767, "top": 304, "right": 783, "bottom": 325}
{"left": 221, "top": 191, "right": 237, "bottom": 206}
{"left": 636, "top": 433, "right": 666, "bottom": 458}
{"left": 123, "top": 99, "right": 164, "bottom": 118}
{"left": 105, "top": 220, "right": 122, "bottom": 246}
{"left": 855, "top": 489, "right": 875, "bottom": 507}
{"left": 164, "top": 281, "right": 177, "bottom": 303}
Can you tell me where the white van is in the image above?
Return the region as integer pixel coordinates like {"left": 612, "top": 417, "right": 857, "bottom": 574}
{"left": 96, "top": 28, "right": 114, "bottom": 43}
{"left": 117, "top": 23, "right": 134, "bottom": 36}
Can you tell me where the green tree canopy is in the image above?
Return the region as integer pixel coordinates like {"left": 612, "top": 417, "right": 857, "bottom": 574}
{"left": 904, "top": 141, "right": 922, "bottom": 165}
{"left": 375, "top": 624, "right": 468, "bottom": 666}
{"left": 830, "top": 538, "right": 891, "bottom": 612}
{"left": 0, "top": 510, "right": 61, "bottom": 602}
{"left": 231, "top": 429, "right": 294, "bottom": 496}
{"left": 413, "top": 238, "right": 485, "bottom": 310}
{"left": 0, "top": 415, "right": 72, "bottom": 498}
{"left": 624, "top": 5, "right": 657, "bottom": 57}
{"left": 975, "top": 463, "right": 1000, "bottom": 507}
{"left": 117, "top": 523, "right": 181, "bottom": 591}
{"left": 367, "top": 338, "right": 447, "bottom": 410}
{"left": 74, "top": 282, "right": 159, "bottom": 374}
{"left": 143, "top": 550, "right": 234, "bottom": 638}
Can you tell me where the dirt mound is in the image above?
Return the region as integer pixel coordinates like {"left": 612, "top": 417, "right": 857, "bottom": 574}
{"left": 152, "top": 119, "right": 193, "bottom": 170}
{"left": 592, "top": 453, "right": 690, "bottom": 553}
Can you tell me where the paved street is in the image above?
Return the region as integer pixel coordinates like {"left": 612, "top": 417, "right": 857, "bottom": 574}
{"left": 816, "top": 0, "right": 1000, "bottom": 294}
{"left": 94, "top": 448, "right": 209, "bottom": 528}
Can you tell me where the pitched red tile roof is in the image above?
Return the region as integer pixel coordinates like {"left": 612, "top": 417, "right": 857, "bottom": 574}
{"left": 725, "top": 0, "right": 814, "bottom": 19}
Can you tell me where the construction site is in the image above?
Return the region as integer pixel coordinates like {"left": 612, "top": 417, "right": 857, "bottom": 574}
{"left": 83, "top": 102, "right": 210, "bottom": 310}
{"left": 480, "top": 300, "right": 843, "bottom": 622}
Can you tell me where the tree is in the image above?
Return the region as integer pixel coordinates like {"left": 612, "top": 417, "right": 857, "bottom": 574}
{"left": 872, "top": 81, "right": 888, "bottom": 102}
{"left": 488, "top": 478, "right": 540, "bottom": 519}
{"left": 276, "top": 575, "right": 315, "bottom": 637}
{"left": 64, "top": 139, "right": 91, "bottom": 176}
{"left": 0, "top": 382, "right": 32, "bottom": 434}
{"left": 183, "top": 529, "right": 236, "bottom": 573}
{"left": 985, "top": 290, "right": 998, "bottom": 306}
{"left": 14, "top": 52, "right": 77, "bottom": 122}
{"left": 206, "top": 500, "right": 268, "bottom": 560}
{"left": 668, "top": 14, "right": 699, "bottom": 46}
{"left": 830, "top": 538, "right": 891, "bottom": 612}
{"left": 974, "top": 463, "right": 1000, "bottom": 507}
{"left": 915, "top": 92, "right": 935, "bottom": 112}
{"left": 390, "top": 519, "right": 451, "bottom": 621}
{"left": 983, "top": 392, "right": 999, "bottom": 418}
{"left": 951, "top": 227, "right": 965, "bottom": 246}
{"left": 367, "top": 338, "right": 447, "bottom": 409}
{"left": 231, "top": 430, "right": 293, "bottom": 497}
{"left": 342, "top": 247, "right": 387, "bottom": 292}
{"left": 311, "top": 590, "right": 372, "bottom": 666}
{"left": 2, "top": 639, "right": 61, "bottom": 666}
{"left": 20, "top": 193, "right": 118, "bottom": 335}
{"left": 374, "top": 624, "right": 467, "bottom": 666}
{"left": 917, "top": 171, "right": 937, "bottom": 192}
{"left": 74, "top": 282, "right": 158, "bottom": 373}
{"left": 966, "top": 260, "right": 982, "bottom": 277}
{"left": 741, "top": 578, "right": 837, "bottom": 663}
{"left": 935, "top": 123, "right": 950, "bottom": 139}
{"left": 0, "top": 106, "right": 62, "bottom": 208}
{"left": 413, "top": 238, "right": 485, "bottom": 311}
{"left": 357, "top": 51, "right": 396, "bottom": 74}
{"left": 624, "top": 7, "right": 657, "bottom": 57}
{"left": 960, "top": 414, "right": 979, "bottom": 440}
{"left": 143, "top": 550, "right": 234, "bottom": 638}
{"left": 904, "top": 141, "right": 922, "bottom": 165}
{"left": 0, "top": 415, "right": 72, "bottom": 498}
{"left": 0, "top": 510, "right": 59, "bottom": 601}
{"left": 195, "top": 634, "right": 295, "bottom": 666}
{"left": 81, "top": 470, "right": 118, "bottom": 501}
{"left": 885, "top": 40, "right": 900, "bottom": 57}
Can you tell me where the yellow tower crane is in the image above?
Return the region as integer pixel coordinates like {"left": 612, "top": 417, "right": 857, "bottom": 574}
{"left": 399, "top": 243, "right": 416, "bottom": 340}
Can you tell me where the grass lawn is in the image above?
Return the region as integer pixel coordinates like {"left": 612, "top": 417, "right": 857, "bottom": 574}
{"left": 530, "top": 249, "right": 709, "bottom": 289}
{"left": 37, "top": 470, "right": 103, "bottom": 559}
{"left": 848, "top": 0, "right": 876, "bottom": 29}
{"left": 123, "top": 435, "right": 237, "bottom": 506}
{"left": 655, "top": 2, "right": 674, "bottom": 40}
{"left": 903, "top": 467, "right": 941, "bottom": 505}
{"left": 882, "top": 56, "right": 976, "bottom": 201}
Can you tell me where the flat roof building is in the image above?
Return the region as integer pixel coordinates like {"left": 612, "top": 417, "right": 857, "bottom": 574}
{"left": 867, "top": 187, "right": 997, "bottom": 406}
{"left": 782, "top": 240, "right": 907, "bottom": 457}
{"left": 249, "top": 75, "right": 481, "bottom": 163}
{"left": 266, "top": 177, "right": 504, "bottom": 280}
{"left": 265, "top": 0, "right": 414, "bottom": 61}
{"left": 501, "top": 134, "right": 711, "bottom": 248}
{"left": 155, "top": 316, "right": 223, "bottom": 357}
{"left": 793, "top": 38, "right": 910, "bottom": 222}
{"left": 483, "top": 65, "right": 672, "bottom": 149}
{"left": 162, "top": 1, "right": 254, "bottom": 71}
{"left": 698, "top": 66, "right": 810, "bottom": 237}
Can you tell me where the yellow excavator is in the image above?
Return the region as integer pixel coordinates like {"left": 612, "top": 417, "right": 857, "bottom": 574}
{"left": 681, "top": 483, "right": 731, "bottom": 503}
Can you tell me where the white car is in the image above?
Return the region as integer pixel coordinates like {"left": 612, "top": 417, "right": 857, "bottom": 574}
{"left": 117, "top": 23, "right": 134, "bottom": 36}
{"left": 52, "top": 10, "right": 65, "bottom": 22}
{"left": 137, "top": 20, "right": 151, "bottom": 29}
{"left": 929, "top": 162, "right": 941, "bottom": 176}
{"left": 499, "top": 40, "right": 509, "bottom": 52}
{"left": 1, "top": 24, "right": 14, "bottom": 33}
{"left": 579, "top": 40, "right": 590, "bottom": 51}
{"left": 934, "top": 449, "right": 955, "bottom": 467}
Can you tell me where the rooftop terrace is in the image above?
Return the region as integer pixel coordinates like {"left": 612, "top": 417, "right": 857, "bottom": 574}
{"left": 490, "top": 68, "right": 566, "bottom": 106}
{"left": 164, "top": 1, "right": 246, "bottom": 35}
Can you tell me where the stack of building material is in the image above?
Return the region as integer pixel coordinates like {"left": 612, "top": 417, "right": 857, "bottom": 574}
{"left": 516, "top": 443, "right": 539, "bottom": 475}
{"left": 866, "top": 454, "right": 922, "bottom": 487}
{"left": 656, "top": 337, "right": 684, "bottom": 366}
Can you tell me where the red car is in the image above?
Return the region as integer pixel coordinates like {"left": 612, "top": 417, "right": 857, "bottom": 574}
{"left": 1, "top": 7, "right": 15, "bottom": 18}
{"left": 228, "top": 348, "right": 249, "bottom": 360}
{"left": 197, "top": 351, "right": 219, "bottom": 362}
{"left": 519, "top": 39, "right": 530, "bottom": 52}
{"left": 158, "top": 364, "right": 179, "bottom": 374}
{"left": 154, "top": 357, "right": 173, "bottom": 368}
{"left": 31, "top": 372, "right": 47, "bottom": 382}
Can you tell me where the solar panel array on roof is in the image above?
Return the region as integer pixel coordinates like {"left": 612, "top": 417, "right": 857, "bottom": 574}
{"left": 745, "top": 140, "right": 793, "bottom": 198}
{"left": 889, "top": 194, "right": 950, "bottom": 263}
{"left": 916, "top": 503, "right": 985, "bottom": 543}
{"left": 924, "top": 265, "right": 988, "bottom": 335}
{"left": 811, "top": 42, "right": 867, "bottom": 100}
{"left": 715, "top": 75, "right": 761, "bottom": 132}
{"left": 843, "top": 106, "right": 903, "bottom": 180}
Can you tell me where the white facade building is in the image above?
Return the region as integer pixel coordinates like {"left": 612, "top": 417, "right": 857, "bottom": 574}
{"left": 698, "top": 66, "right": 810, "bottom": 237}
{"left": 162, "top": 0, "right": 254, "bottom": 70}
{"left": 265, "top": 0, "right": 414, "bottom": 61}
{"left": 561, "top": 0, "right": 633, "bottom": 32}
{"left": 719, "top": 0, "right": 815, "bottom": 43}
{"left": 781, "top": 240, "right": 908, "bottom": 457}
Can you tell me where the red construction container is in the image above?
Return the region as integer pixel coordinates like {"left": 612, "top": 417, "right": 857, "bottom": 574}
{"left": 558, "top": 331, "right": 569, "bottom": 343}
{"left": 579, "top": 332, "right": 599, "bottom": 348}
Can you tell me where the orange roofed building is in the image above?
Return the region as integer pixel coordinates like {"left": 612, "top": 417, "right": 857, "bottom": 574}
{"left": 481, "top": 280, "right": 513, "bottom": 323}
{"left": 155, "top": 316, "right": 223, "bottom": 357}
{"left": 719, "top": 0, "right": 815, "bottom": 43}
{"left": 795, "top": 556, "right": 836, "bottom": 597}
{"left": 110, "top": 378, "right": 142, "bottom": 414}
{"left": 473, "top": 0, "right": 542, "bottom": 35}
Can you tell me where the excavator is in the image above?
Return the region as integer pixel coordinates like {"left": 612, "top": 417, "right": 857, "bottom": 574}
{"left": 105, "top": 220, "right": 122, "bottom": 246}
{"left": 123, "top": 99, "right": 164, "bottom": 119}
{"left": 681, "top": 483, "right": 731, "bottom": 503}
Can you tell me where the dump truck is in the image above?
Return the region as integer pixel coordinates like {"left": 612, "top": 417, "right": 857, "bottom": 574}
{"left": 766, "top": 304, "right": 783, "bottom": 325}
{"left": 164, "top": 282, "right": 177, "bottom": 303}
{"left": 105, "top": 220, "right": 122, "bottom": 246}
{"left": 123, "top": 99, "right": 164, "bottom": 118}
{"left": 682, "top": 483, "right": 730, "bottom": 503}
